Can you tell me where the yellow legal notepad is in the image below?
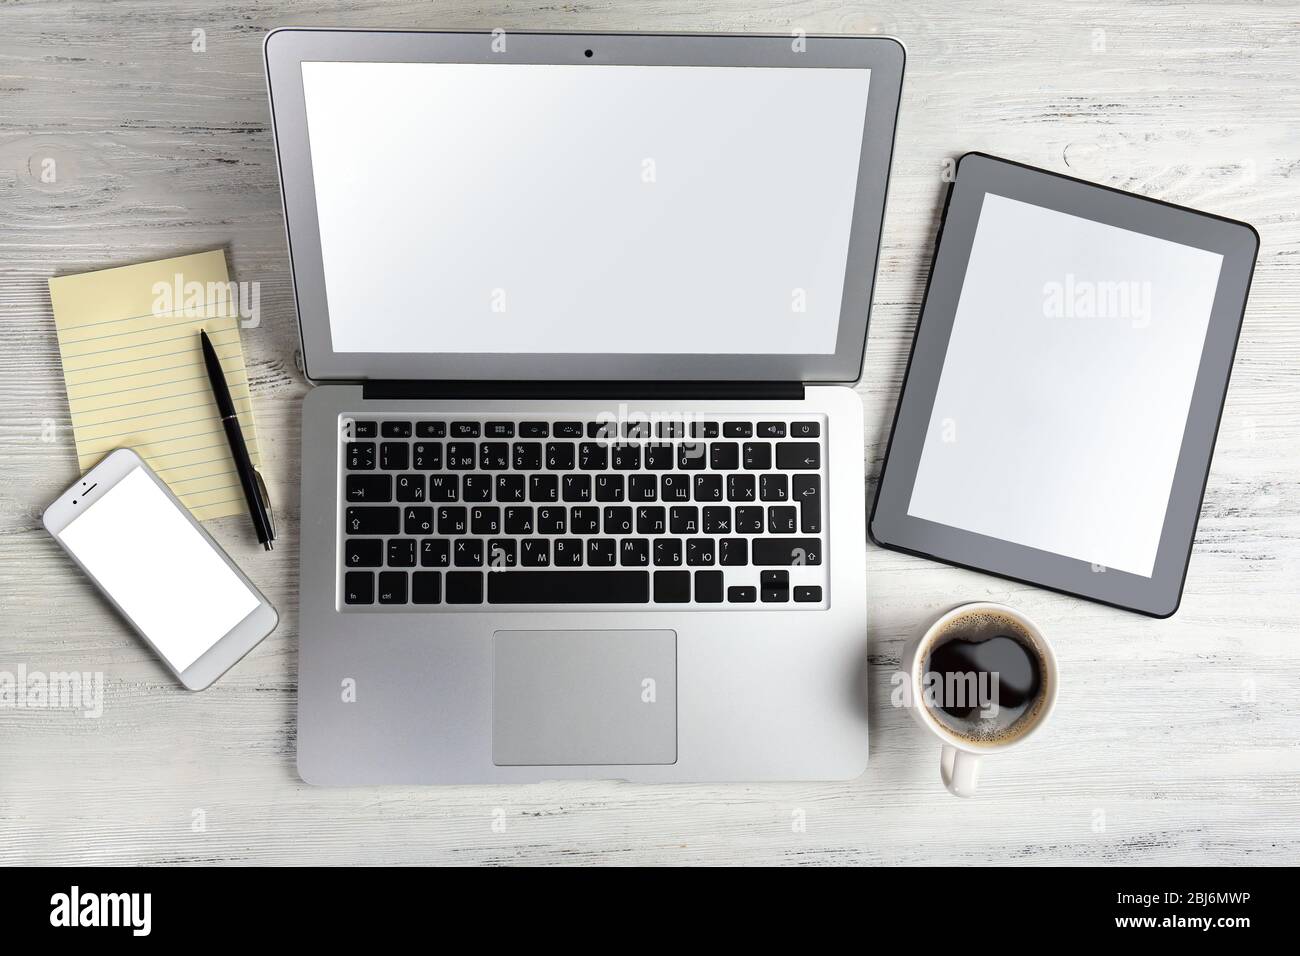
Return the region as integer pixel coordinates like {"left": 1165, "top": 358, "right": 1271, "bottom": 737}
{"left": 48, "top": 250, "right": 262, "bottom": 521}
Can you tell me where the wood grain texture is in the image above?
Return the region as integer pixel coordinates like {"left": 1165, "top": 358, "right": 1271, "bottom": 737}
{"left": 1, "top": 0, "right": 1297, "bottom": 866}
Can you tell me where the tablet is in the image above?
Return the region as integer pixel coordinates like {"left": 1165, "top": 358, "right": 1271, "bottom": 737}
{"left": 871, "top": 153, "right": 1258, "bottom": 617}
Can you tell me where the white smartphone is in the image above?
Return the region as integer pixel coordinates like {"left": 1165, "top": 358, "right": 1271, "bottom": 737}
{"left": 42, "top": 448, "right": 279, "bottom": 690}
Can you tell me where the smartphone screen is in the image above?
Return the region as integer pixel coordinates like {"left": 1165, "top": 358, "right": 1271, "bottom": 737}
{"left": 57, "top": 465, "right": 262, "bottom": 671}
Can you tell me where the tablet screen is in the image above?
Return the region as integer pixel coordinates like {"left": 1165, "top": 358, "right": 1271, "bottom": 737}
{"left": 906, "top": 193, "right": 1224, "bottom": 577}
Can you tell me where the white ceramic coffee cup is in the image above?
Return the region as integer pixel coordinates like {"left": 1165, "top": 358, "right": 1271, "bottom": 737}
{"left": 900, "top": 602, "right": 1058, "bottom": 797}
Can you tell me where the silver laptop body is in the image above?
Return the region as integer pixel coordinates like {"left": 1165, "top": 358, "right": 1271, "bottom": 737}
{"left": 265, "top": 29, "right": 904, "bottom": 783}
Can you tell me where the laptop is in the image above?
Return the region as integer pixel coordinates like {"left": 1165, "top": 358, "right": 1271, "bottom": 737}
{"left": 264, "top": 29, "right": 904, "bottom": 783}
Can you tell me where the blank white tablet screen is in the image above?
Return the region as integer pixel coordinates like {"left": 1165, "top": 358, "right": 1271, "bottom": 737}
{"left": 907, "top": 194, "right": 1223, "bottom": 577}
{"left": 59, "top": 467, "right": 260, "bottom": 671}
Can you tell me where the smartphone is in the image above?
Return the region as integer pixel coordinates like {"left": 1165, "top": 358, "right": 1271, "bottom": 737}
{"left": 42, "top": 448, "right": 279, "bottom": 690}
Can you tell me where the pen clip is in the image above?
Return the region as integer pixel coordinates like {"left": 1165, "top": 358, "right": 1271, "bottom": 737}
{"left": 253, "top": 468, "right": 276, "bottom": 540}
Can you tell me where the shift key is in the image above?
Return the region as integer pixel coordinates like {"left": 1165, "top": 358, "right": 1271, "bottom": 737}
{"left": 344, "top": 506, "right": 400, "bottom": 535}
{"left": 752, "top": 538, "right": 822, "bottom": 566}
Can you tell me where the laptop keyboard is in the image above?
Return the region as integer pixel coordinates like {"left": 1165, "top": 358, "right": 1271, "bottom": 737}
{"left": 338, "top": 416, "right": 827, "bottom": 608}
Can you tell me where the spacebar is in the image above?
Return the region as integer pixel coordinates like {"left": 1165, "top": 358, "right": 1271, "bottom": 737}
{"left": 487, "top": 571, "right": 650, "bottom": 604}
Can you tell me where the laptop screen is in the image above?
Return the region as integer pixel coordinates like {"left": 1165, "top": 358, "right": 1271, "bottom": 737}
{"left": 299, "top": 61, "right": 872, "bottom": 356}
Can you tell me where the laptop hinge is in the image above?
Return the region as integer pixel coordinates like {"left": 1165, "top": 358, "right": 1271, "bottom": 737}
{"left": 361, "top": 380, "right": 805, "bottom": 401}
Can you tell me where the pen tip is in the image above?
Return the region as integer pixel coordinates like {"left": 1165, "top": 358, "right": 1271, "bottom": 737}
{"left": 264, "top": 541, "right": 274, "bottom": 552}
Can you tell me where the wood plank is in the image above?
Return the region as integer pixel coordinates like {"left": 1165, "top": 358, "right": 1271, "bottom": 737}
{"left": 1, "top": 0, "right": 1297, "bottom": 865}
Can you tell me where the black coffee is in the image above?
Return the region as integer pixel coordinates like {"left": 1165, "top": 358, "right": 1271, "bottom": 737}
{"left": 922, "top": 610, "right": 1045, "bottom": 744}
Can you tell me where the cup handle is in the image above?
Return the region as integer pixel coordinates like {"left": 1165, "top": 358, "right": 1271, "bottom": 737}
{"left": 940, "top": 744, "right": 981, "bottom": 798}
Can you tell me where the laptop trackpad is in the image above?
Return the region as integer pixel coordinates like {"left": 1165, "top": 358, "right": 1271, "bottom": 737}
{"left": 493, "top": 630, "right": 677, "bottom": 766}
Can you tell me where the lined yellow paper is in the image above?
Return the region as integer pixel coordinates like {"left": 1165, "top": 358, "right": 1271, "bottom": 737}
{"left": 48, "top": 250, "right": 261, "bottom": 521}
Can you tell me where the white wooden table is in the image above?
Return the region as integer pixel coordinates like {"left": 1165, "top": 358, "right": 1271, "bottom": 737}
{"left": 2, "top": 1, "right": 1297, "bottom": 866}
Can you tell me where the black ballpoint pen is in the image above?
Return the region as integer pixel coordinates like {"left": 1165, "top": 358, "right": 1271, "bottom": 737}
{"left": 200, "top": 329, "right": 275, "bottom": 550}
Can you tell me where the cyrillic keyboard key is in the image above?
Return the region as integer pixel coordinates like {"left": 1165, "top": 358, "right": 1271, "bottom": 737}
{"left": 403, "top": 506, "right": 433, "bottom": 535}
{"left": 437, "top": 506, "right": 467, "bottom": 535}
{"left": 686, "top": 538, "right": 715, "bottom": 566}
{"left": 470, "top": 506, "right": 501, "bottom": 535}
{"left": 426, "top": 474, "right": 458, "bottom": 501}
{"left": 652, "top": 539, "right": 682, "bottom": 566}
{"left": 462, "top": 474, "right": 492, "bottom": 502}
{"left": 420, "top": 539, "right": 450, "bottom": 567}
{"left": 505, "top": 507, "right": 534, "bottom": 534}
{"left": 759, "top": 473, "right": 788, "bottom": 501}
{"left": 395, "top": 474, "right": 425, "bottom": 502}
{"left": 594, "top": 474, "right": 624, "bottom": 502}
{"left": 752, "top": 538, "right": 822, "bottom": 566}
{"left": 693, "top": 474, "right": 723, "bottom": 501}
{"left": 629, "top": 475, "right": 658, "bottom": 501}
{"left": 735, "top": 506, "right": 764, "bottom": 534}
{"left": 768, "top": 506, "right": 797, "bottom": 534}
{"left": 660, "top": 474, "right": 690, "bottom": 501}
{"left": 496, "top": 475, "right": 525, "bottom": 501}
{"left": 487, "top": 539, "right": 517, "bottom": 568}
{"left": 454, "top": 539, "right": 483, "bottom": 567}
{"left": 587, "top": 538, "right": 617, "bottom": 566}
{"left": 703, "top": 507, "right": 732, "bottom": 534}
{"left": 670, "top": 506, "right": 698, "bottom": 534}
{"left": 521, "top": 539, "right": 550, "bottom": 566}
{"left": 488, "top": 570, "right": 650, "bottom": 604}
{"left": 553, "top": 538, "right": 583, "bottom": 566}
{"left": 570, "top": 506, "right": 599, "bottom": 534}
{"left": 620, "top": 538, "right": 649, "bottom": 566}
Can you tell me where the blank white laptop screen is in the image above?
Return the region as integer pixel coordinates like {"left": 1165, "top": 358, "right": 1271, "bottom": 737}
{"left": 907, "top": 193, "right": 1223, "bottom": 577}
{"left": 299, "top": 61, "right": 872, "bottom": 355}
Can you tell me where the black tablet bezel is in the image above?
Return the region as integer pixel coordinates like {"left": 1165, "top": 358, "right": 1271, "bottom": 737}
{"left": 870, "top": 152, "right": 1258, "bottom": 617}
